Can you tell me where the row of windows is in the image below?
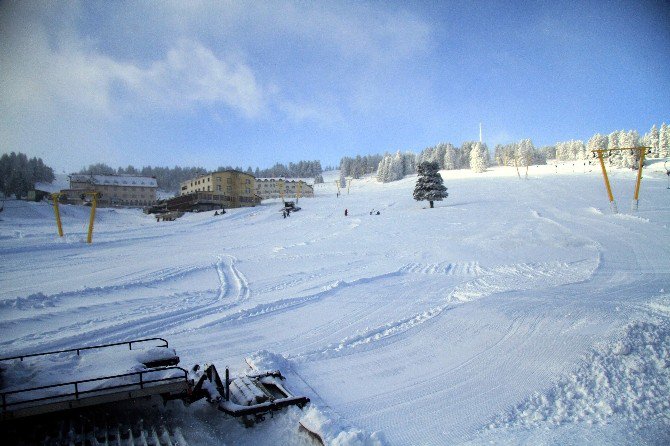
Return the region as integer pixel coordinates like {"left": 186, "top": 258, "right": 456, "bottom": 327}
{"left": 188, "top": 176, "right": 252, "bottom": 187}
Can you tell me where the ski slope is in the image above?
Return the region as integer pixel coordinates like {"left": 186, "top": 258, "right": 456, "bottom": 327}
{"left": 1, "top": 164, "right": 669, "bottom": 445}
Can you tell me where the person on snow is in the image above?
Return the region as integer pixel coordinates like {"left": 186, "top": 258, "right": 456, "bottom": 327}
{"left": 345, "top": 209, "right": 348, "bottom": 216}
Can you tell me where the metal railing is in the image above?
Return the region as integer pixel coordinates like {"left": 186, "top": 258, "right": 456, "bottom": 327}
{"left": 0, "top": 338, "right": 169, "bottom": 362}
{"left": 1, "top": 366, "right": 188, "bottom": 413}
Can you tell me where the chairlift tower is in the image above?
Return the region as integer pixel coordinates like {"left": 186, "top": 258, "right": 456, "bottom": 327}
{"left": 592, "top": 147, "right": 649, "bottom": 213}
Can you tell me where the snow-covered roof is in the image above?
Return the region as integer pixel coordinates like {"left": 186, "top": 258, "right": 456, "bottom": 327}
{"left": 69, "top": 174, "right": 158, "bottom": 188}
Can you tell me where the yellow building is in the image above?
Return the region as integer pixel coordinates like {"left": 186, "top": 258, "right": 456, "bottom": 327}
{"left": 180, "top": 170, "right": 257, "bottom": 208}
{"left": 255, "top": 178, "right": 314, "bottom": 200}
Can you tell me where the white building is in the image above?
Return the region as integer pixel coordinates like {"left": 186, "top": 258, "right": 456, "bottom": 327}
{"left": 63, "top": 174, "right": 158, "bottom": 207}
{"left": 255, "top": 178, "right": 314, "bottom": 200}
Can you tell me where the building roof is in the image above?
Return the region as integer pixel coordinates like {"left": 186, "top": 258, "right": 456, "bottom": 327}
{"left": 69, "top": 174, "right": 158, "bottom": 188}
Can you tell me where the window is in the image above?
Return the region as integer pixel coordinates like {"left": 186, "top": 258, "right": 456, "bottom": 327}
{"left": 227, "top": 178, "right": 232, "bottom": 184}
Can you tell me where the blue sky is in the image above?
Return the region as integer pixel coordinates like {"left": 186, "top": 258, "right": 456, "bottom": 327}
{"left": 1, "top": 0, "right": 668, "bottom": 174}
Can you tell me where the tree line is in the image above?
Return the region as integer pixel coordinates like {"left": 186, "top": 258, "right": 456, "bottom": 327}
{"left": 0, "top": 152, "right": 54, "bottom": 198}
{"left": 339, "top": 121, "right": 669, "bottom": 184}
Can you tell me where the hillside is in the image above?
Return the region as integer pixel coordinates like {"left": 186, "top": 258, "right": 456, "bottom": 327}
{"left": 1, "top": 164, "right": 669, "bottom": 445}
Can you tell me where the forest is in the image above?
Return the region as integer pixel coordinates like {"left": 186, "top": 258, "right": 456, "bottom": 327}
{"left": 0, "top": 152, "right": 55, "bottom": 198}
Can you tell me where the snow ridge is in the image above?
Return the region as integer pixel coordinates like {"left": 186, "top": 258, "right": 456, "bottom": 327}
{"left": 294, "top": 304, "right": 449, "bottom": 362}
{"left": 449, "top": 258, "right": 599, "bottom": 303}
{"left": 0, "top": 264, "right": 205, "bottom": 309}
{"left": 399, "top": 261, "right": 482, "bottom": 275}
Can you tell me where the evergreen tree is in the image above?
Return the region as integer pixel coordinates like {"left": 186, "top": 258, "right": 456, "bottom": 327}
{"left": 643, "top": 124, "right": 660, "bottom": 158}
{"left": 0, "top": 152, "right": 54, "bottom": 198}
{"left": 469, "top": 142, "right": 489, "bottom": 173}
{"left": 539, "top": 145, "right": 556, "bottom": 161}
{"left": 388, "top": 151, "right": 405, "bottom": 182}
{"left": 587, "top": 133, "right": 608, "bottom": 154}
{"left": 459, "top": 141, "right": 476, "bottom": 169}
{"left": 376, "top": 155, "right": 390, "bottom": 182}
{"left": 659, "top": 123, "right": 669, "bottom": 158}
{"left": 413, "top": 161, "right": 448, "bottom": 208}
{"left": 443, "top": 143, "right": 458, "bottom": 170}
{"left": 516, "top": 139, "right": 534, "bottom": 166}
{"left": 79, "top": 163, "right": 116, "bottom": 175}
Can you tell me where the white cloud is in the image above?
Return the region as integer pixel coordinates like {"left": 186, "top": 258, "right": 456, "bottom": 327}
{"left": 118, "top": 39, "right": 266, "bottom": 118}
{"left": 0, "top": 1, "right": 434, "bottom": 171}
{"left": 278, "top": 100, "right": 344, "bottom": 126}
{"left": 0, "top": 2, "right": 266, "bottom": 118}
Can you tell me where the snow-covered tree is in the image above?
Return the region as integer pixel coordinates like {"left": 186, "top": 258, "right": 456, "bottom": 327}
{"left": 539, "top": 145, "right": 556, "bottom": 161}
{"left": 516, "top": 139, "right": 534, "bottom": 166}
{"left": 413, "top": 161, "right": 448, "bottom": 208}
{"left": 494, "top": 144, "right": 516, "bottom": 166}
{"left": 469, "top": 142, "right": 488, "bottom": 173}
{"left": 618, "top": 130, "right": 640, "bottom": 168}
{"left": 376, "top": 155, "right": 390, "bottom": 182}
{"left": 660, "top": 123, "right": 670, "bottom": 158}
{"left": 587, "top": 133, "right": 608, "bottom": 155}
{"left": 642, "top": 124, "right": 660, "bottom": 158}
{"left": 460, "top": 141, "right": 476, "bottom": 169}
{"left": 387, "top": 151, "right": 405, "bottom": 182}
{"left": 443, "top": 143, "right": 458, "bottom": 170}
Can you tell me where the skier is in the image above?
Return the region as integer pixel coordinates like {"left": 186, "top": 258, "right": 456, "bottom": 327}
{"left": 282, "top": 210, "right": 287, "bottom": 218}
{"left": 344, "top": 209, "right": 348, "bottom": 217}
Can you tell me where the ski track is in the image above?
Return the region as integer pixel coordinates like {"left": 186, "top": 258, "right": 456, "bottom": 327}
{"left": 0, "top": 264, "right": 207, "bottom": 309}
{"left": 291, "top": 258, "right": 601, "bottom": 362}
{"left": 0, "top": 256, "right": 252, "bottom": 355}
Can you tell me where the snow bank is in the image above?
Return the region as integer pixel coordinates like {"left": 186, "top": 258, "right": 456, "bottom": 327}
{"left": 246, "top": 350, "right": 294, "bottom": 373}
{"left": 246, "top": 351, "right": 386, "bottom": 445}
{"left": 491, "top": 317, "right": 670, "bottom": 429}
{"left": 300, "top": 405, "right": 387, "bottom": 446}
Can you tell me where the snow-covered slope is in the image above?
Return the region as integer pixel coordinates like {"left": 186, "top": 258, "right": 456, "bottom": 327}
{"left": 1, "top": 165, "right": 669, "bottom": 445}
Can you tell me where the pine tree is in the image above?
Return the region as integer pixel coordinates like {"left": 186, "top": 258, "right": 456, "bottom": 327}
{"left": 413, "top": 161, "right": 448, "bottom": 208}
{"left": 660, "top": 123, "right": 669, "bottom": 158}
{"left": 470, "top": 142, "right": 488, "bottom": 173}
{"left": 443, "top": 143, "right": 458, "bottom": 169}
{"left": 645, "top": 124, "right": 660, "bottom": 158}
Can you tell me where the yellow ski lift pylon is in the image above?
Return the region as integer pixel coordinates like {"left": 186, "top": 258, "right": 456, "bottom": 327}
{"left": 50, "top": 192, "right": 66, "bottom": 237}
{"left": 50, "top": 191, "right": 101, "bottom": 243}
{"left": 592, "top": 147, "right": 649, "bottom": 213}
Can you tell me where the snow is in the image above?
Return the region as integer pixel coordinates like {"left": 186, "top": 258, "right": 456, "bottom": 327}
{"left": 1, "top": 164, "right": 669, "bottom": 445}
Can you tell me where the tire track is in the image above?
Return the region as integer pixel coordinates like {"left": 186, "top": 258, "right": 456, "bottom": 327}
{"left": 0, "top": 256, "right": 251, "bottom": 356}
{"left": 291, "top": 259, "right": 601, "bottom": 363}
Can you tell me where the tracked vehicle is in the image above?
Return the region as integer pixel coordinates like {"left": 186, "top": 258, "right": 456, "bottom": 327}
{"left": 0, "top": 338, "right": 309, "bottom": 439}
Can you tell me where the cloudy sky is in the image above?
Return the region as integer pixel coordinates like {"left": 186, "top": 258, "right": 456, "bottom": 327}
{"left": 1, "top": 0, "right": 669, "bottom": 173}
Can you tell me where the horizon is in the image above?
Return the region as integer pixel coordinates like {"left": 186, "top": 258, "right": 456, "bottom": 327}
{"left": 1, "top": 1, "right": 669, "bottom": 174}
